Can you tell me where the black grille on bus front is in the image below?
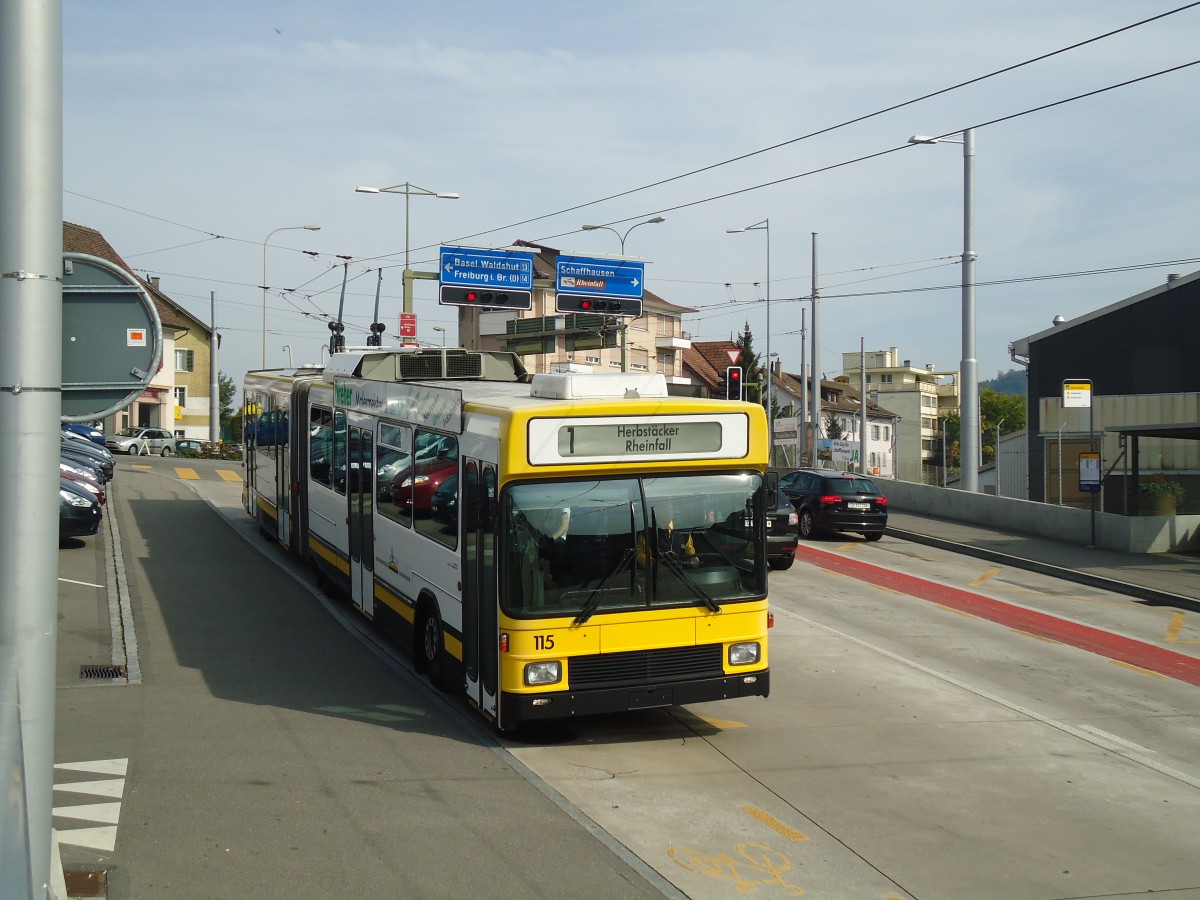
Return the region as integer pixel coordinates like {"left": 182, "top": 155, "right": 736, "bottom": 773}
{"left": 568, "top": 644, "right": 724, "bottom": 689}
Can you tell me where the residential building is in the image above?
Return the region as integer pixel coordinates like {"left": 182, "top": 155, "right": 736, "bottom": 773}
{"left": 841, "top": 348, "right": 958, "bottom": 484}
{"left": 455, "top": 241, "right": 694, "bottom": 382}
{"left": 683, "top": 340, "right": 744, "bottom": 398}
{"left": 63, "top": 221, "right": 215, "bottom": 438}
{"left": 773, "top": 372, "right": 899, "bottom": 476}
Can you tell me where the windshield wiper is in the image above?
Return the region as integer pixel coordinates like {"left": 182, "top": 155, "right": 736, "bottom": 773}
{"left": 657, "top": 549, "right": 721, "bottom": 612}
{"left": 652, "top": 510, "right": 721, "bottom": 613}
{"left": 573, "top": 546, "right": 637, "bottom": 625}
{"left": 573, "top": 502, "right": 640, "bottom": 626}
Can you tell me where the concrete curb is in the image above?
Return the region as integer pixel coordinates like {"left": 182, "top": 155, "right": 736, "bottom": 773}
{"left": 886, "top": 527, "right": 1200, "bottom": 614}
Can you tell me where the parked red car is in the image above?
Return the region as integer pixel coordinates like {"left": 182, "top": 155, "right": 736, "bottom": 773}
{"left": 392, "top": 458, "right": 458, "bottom": 516}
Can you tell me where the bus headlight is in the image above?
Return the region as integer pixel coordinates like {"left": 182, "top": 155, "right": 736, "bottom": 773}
{"left": 728, "top": 642, "right": 761, "bottom": 666}
{"left": 524, "top": 661, "right": 562, "bottom": 686}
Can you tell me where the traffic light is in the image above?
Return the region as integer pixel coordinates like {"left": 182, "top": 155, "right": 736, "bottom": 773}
{"left": 555, "top": 295, "right": 643, "bottom": 317}
{"left": 440, "top": 285, "right": 532, "bottom": 310}
{"left": 725, "top": 366, "right": 743, "bottom": 400}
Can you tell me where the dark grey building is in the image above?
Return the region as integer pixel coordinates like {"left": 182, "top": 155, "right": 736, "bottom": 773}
{"left": 1010, "top": 270, "right": 1200, "bottom": 509}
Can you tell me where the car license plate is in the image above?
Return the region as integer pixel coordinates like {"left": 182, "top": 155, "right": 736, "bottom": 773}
{"left": 847, "top": 502, "right": 870, "bottom": 510}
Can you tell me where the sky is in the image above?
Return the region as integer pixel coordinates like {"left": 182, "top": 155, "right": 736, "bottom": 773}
{"left": 60, "top": 1, "right": 1200, "bottom": 391}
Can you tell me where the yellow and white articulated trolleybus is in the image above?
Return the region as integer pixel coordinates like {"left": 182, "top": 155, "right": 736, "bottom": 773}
{"left": 244, "top": 347, "right": 772, "bottom": 729}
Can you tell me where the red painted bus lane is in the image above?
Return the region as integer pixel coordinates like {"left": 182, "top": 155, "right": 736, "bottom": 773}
{"left": 795, "top": 545, "right": 1200, "bottom": 687}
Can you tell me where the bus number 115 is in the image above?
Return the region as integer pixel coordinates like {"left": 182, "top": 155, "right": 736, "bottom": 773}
{"left": 534, "top": 634, "right": 555, "bottom": 650}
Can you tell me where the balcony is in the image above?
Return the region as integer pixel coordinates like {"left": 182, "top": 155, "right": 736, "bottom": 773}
{"left": 655, "top": 334, "right": 692, "bottom": 351}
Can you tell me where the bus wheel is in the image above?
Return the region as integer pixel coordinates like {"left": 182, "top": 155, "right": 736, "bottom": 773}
{"left": 418, "top": 605, "right": 445, "bottom": 687}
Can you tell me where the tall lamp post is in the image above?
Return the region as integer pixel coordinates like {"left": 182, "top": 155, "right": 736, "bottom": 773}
{"left": 726, "top": 219, "right": 771, "bottom": 460}
{"left": 995, "top": 417, "right": 1005, "bottom": 497}
{"left": 581, "top": 216, "right": 666, "bottom": 372}
{"left": 432, "top": 326, "right": 446, "bottom": 346}
{"left": 356, "top": 182, "right": 459, "bottom": 314}
{"left": 909, "top": 129, "right": 978, "bottom": 492}
{"left": 262, "top": 224, "right": 320, "bottom": 368}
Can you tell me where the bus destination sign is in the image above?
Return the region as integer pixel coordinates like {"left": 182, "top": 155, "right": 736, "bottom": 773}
{"left": 560, "top": 422, "right": 722, "bottom": 456}
{"left": 526, "top": 413, "right": 750, "bottom": 465}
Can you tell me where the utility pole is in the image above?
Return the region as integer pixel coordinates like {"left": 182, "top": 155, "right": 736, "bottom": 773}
{"left": 809, "top": 233, "right": 822, "bottom": 463}
{"left": 209, "top": 291, "right": 219, "bottom": 443}
{"left": 1, "top": 2, "right": 64, "bottom": 896}
{"left": 859, "top": 338, "right": 868, "bottom": 474}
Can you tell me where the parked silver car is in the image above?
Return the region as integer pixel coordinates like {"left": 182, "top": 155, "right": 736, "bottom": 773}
{"left": 106, "top": 427, "right": 176, "bottom": 457}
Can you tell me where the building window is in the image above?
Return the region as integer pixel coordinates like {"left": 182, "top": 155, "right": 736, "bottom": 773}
{"left": 879, "top": 373, "right": 893, "bottom": 383}
{"left": 174, "top": 387, "right": 187, "bottom": 408}
{"left": 585, "top": 355, "right": 601, "bottom": 364}
{"left": 871, "top": 425, "right": 880, "bottom": 440}
{"left": 883, "top": 426, "right": 889, "bottom": 440}
{"left": 175, "top": 349, "right": 195, "bottom": 372}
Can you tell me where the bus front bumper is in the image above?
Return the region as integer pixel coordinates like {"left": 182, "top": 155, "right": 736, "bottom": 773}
{"left": 500, "top": 670, "right": 769, "bottom": 726}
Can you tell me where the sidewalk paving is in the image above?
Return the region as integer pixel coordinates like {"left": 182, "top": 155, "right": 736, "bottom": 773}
{"left": 885, "top": 509, "right": 1200, "bottom": 608}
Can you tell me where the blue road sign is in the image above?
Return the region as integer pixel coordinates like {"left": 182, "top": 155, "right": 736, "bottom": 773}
{"left": 555, "top": 256, "right": 644, "bottom": 300}
{"left": 440, "top": 247, "right": 535, "bottom": 291}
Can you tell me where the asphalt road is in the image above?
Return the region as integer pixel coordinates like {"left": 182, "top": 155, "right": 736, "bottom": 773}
{"left": 54, "top": 456, "right": 1200, "bottom": 899}
{"left": 56, "top": 458, "right": 670, "bottom": 899}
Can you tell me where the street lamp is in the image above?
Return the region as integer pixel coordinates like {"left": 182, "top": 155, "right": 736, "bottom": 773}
{"left": 995, "top": 417, "right": 1005, "bottom": 497}
{"left": 432, "top": 326, "right": 446, "bottom": 346}
{"left": 727, "top": 219, "right": 771, "bottom": 461}
{"left": 355, "top": 182, "right": 459, "bottom": 314}
{"left": 580, "top": 216, "right": 666, "bottom": 253}
{"left": 580, "top": 216, "right": 666, "bottom": 371}
{"left": 282, "top": 344, "right": 293, "bottom": 367}
{"left": 262, "top": 224, "right": 320, "bottom": 368}
{"left": 909, "top": 129, "right": 978, "bottom": 492}
{"left": 938, "top": 414, "right": 950, "bottom": 488}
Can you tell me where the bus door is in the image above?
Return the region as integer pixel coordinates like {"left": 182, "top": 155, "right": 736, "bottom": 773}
{"left": 347, "top": 417, "right": 375, "bottom": 616}
{"left": 275, "top": 407, "right": 291, "bottom": 545}
{"left": 462, "top": 459, "right": 498, "bottom": 718}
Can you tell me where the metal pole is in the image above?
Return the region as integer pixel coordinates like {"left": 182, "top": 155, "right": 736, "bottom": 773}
{"left": 764, "top": 221, "right": 772, "bottom": 464}
{"left": 402, "top": 183, "right": 414, "bottom": 314}
{"left": 798, "top": 307, "right": 806, "bottom": 451}
{"left": 1089, "top": 402, "right": 1096, "bottom": 546}
{"left": 959, "top": 128, "right": 979, "bottom": 492}
{"left": 941, "top": 417, "right": 947, "bottom": 487}
{"left": 209, "top": 292, "right": 219, "bottom": 443}
{"left": 1057, "top": 422, "right": 1065, "bottom": 506}
{"left": 809, "top": 233, "right": 821, "bottom": 459}
{"left": 859, "top": 338, "right": 867, "bottom": 474}
{"left": 368, "top": 269, "right": 383, "bottom": 346}
{"left": 995, "top": 417, "right": 1005, "bottom": 497}
{"left": 262, "top": 225, "right": 319, "bottom": 368}
{"left": 1, "top": 1, "right": 63, "bottom": 894}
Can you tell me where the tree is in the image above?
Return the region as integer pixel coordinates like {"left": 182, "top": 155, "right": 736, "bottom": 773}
{"left": 979, "top": 387, "right": 1027, "bottom": 464}
{"left": 218, "top": 371, "right": 237, "bottom": 426}
{"left": 825, "top": 413, "right": 846, "bottom": 440}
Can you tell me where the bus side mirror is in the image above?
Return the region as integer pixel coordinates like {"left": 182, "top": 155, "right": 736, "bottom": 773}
{"left": 765, "top": 470, "right": 780, "bottom": 508}
{"left": 464, "top": 482, "right": 493, "bottom": 531}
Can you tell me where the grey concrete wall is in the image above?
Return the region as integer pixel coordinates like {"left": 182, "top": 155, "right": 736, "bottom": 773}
{"left": 880, "top": 478, "right": 1200, "bottom": 554}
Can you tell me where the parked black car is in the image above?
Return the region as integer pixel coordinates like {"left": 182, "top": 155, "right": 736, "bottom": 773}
{"left": 779, "top": 469, "right": 888, "bottom": 541}
{"left": 60, "top": 478, "right": 102, "bottom": 538}
{"left": 765, "top": 488, "right": 799, "bottom": 570}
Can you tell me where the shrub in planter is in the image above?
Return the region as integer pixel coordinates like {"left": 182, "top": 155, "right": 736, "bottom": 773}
{"left": 1140, "top": 477, "right": 1184, "bottom": 513}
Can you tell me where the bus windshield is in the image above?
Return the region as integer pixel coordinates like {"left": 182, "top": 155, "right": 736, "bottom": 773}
{"left": 501, "top": 473, "right": 767, "bottom": 619}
